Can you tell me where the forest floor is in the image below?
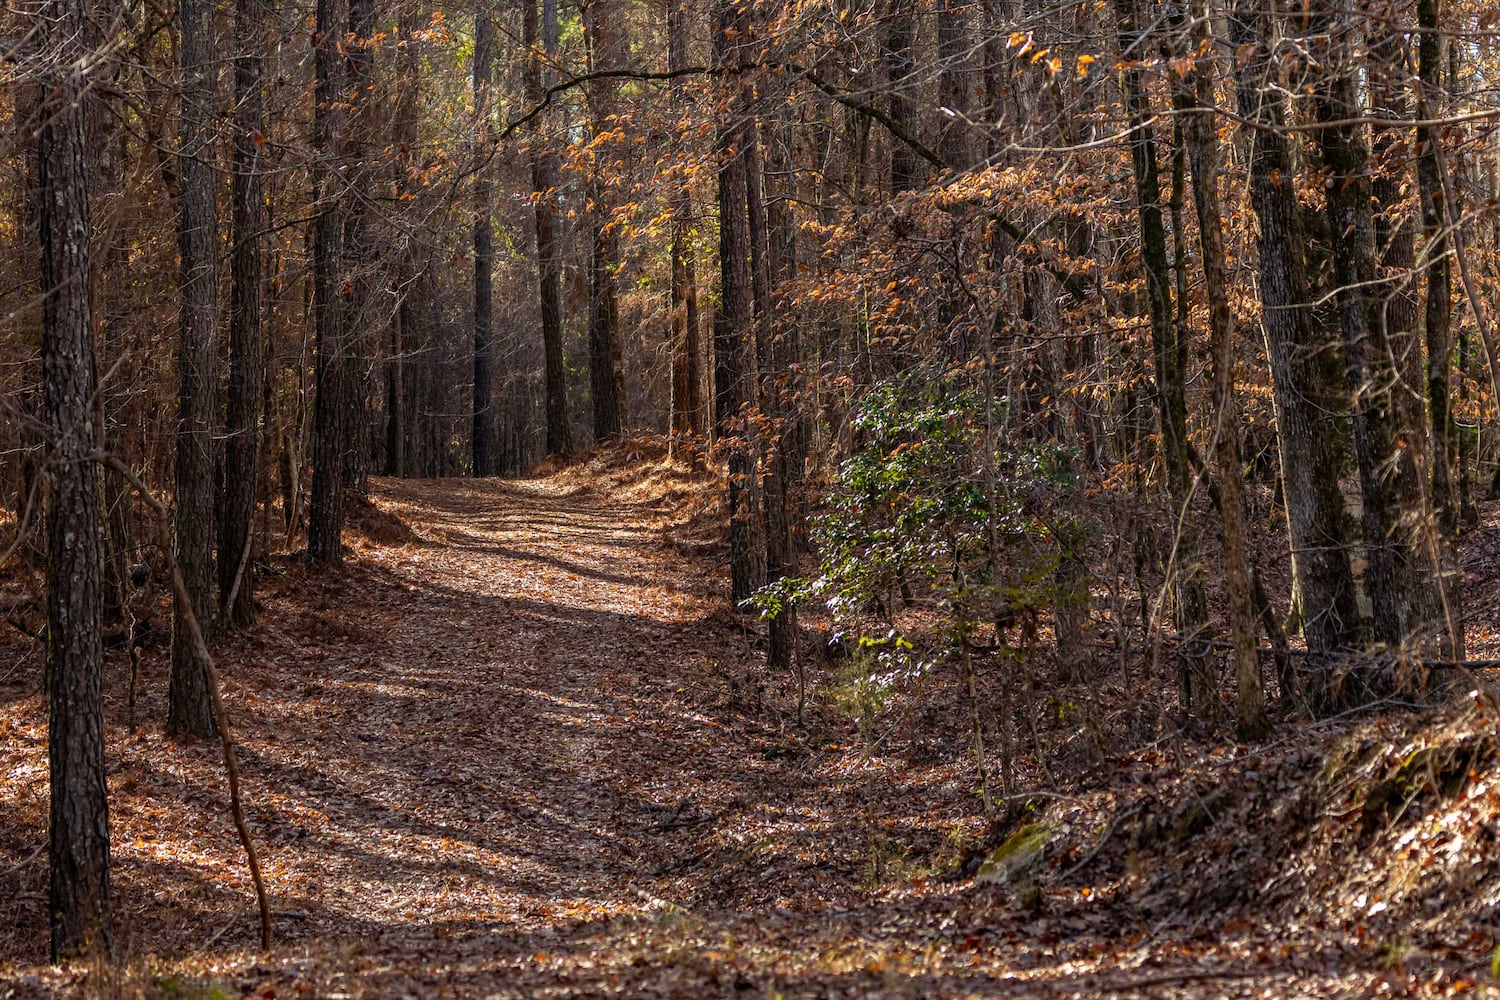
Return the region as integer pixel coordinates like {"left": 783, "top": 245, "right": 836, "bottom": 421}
{"left": 2, "top": 450, "right": 1500, "bottom": 998}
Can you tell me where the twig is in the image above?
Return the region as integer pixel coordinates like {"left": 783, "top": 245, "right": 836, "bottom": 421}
{"left": 0, "top": 843, "right": 46, "bottom": 877}
{"left": 1059, "top": 803, "right": 1144, "bottom": 882}
{"left": 221, "top": 505, "right": 255, "bottom": 618}
{"left": 95, "top": 454, "right": 272, "bottom": 951}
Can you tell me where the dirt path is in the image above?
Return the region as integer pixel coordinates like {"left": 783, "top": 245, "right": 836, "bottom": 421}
{"left": 0, "top": 473, "right": 1392, "bottom": 997}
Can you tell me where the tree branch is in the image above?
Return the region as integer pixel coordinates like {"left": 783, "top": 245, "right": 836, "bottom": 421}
{"left": 93, "top": 453, "right": 273, "bottom": 951}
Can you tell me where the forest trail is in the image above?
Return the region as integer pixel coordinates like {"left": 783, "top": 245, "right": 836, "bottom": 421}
{"left": 0, "top": 467, "right": 1463, "bottom": 998}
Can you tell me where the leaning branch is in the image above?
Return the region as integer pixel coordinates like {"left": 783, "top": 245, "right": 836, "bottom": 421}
{"left": 495, "top": 61, "right": 947, "bottom": 168}
{"left": 496, "top": 61, "right": 1095, "bottom": 305}
{"left": 93, "top": 454, "right": 273, "bottom": 951}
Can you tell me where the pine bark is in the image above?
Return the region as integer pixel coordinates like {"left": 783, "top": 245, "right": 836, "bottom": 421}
{"left": 585, "top": 0, "right": 627, "bottom": 441}
{"left": 668, "top": 0, "right": 702, "bottom": 439}
{"left": 309, "top": 0, "right": 348, "bottom": 563}
{"left": 715, "top": 0, "right": 766, "bottom": 605}
{"left": 526, "top": 0, "right": 574, "bottom": 455}
{"left": 340, "top": 0, "right": 376, "bottom": 494}
{"left": 473, "top": 1, "right": 497, "bottom": 474}
{"left": 39, "top": 0, "right": 111, "bottom": 957}
{"left": 220, "top": 0, "right": 268, "bottom": 626}
{"left": 747, "top": 129, "right": 795, "bottom": 668}
{"left": 171, "top": 0, "right": 221, "bottom": 737}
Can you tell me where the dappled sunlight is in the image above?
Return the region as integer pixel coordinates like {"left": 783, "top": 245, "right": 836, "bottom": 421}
{"left": 7, "top": 468, "right": 1500, "bottom": 998}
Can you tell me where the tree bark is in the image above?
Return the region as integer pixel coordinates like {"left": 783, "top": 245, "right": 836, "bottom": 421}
{"left": 473, "top": 0, "right": 497, "bottom": 474}
{"left": 1228, "top": 0, "right": 1362, "bottom": 668}
{"left": 1112, "top": 0, "right": 1213, "bottom": 715}
{"left": 1416, "top": 0, "right": 1463, "bottom": 658}
{"left": 936, "top": 0, "right": 969, "bottom": 167}
{"left": 584, "top": 0, "right": 627, "bottom": 441}
{"left": 340, "top": 0, "right": 376, "bottom": 494}
{"left": 220, "top": 0, "right": 268, "bottom": 627}
{"left": 882, "top": 0, "right": 919, "bottom": 193}
{"left": 171, "top": 0, "right": 221, "bottom": 737}
{"left": 38, "top": 0, "right": 111, "bottom": 957}
{"left": 668, "top": 0, "right": 703, "bottom": 440}
{"left": 526, "top": 0, "right": 574, "bottom": 456}
{"left": 1175, "top": 10, "right": 1265, "bottom": 736}
{"left": 309, "top": 0, "right": 348, "bottom": 563}
{"left": 715, "top": 0, "right": 765, "bottom": 605}
{"left": 1311, "top": 0, "right": 1442, "bottom": 671}
{"left": 1366, "top": 7, "right": 1426, "bottom": 447}
{"left": 747, "top": 128, "right": 796, "bottom": 668}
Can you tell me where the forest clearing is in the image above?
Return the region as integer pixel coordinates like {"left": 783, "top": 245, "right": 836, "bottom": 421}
{"left": 3, "top": 450, "right": 1500, "bottom": 998}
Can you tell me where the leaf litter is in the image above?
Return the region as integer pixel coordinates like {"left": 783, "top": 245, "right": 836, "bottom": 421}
{"left": 2, "top": 453, "right": 1500, "bottom": 997}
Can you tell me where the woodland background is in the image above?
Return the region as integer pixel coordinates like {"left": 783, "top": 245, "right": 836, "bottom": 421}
{"left": 8, "top": 0, "right": 1500, "bottom": 989}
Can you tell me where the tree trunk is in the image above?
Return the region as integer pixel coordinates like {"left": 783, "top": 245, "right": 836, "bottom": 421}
{"left": 936, "top": 0, "right": 969, "bottom": 167}
{"left": 1416, "top": 0, "right": 1463, "bottom": 658}
{"left": 747, "top": 128, "right": 796, "bottom": 667}
{"left": 171, "top": 0, "right": 220, "bottom": 737}
{"left": 340, "top": 0, "right": 376, "bottom": 494}
{"left": 1312, "top": 0, "right": 1441, "bottom": 671}
{"left": 715, "top": 0, "right": 765, "bottom": 605}
{"left": 584, "top": 0, "right": 627, "bottom": 441}
{"left": 38, "top": 0, "right": 111, "bottom": 957}
{"left": 1054, "top": 518, "right": 1095, "bottom": 682}
{"left": 526, "top": 0, "right": 573, "bottom": 456}
{"left": 882, "top": 0, "right": 919, "bottom": 193}
{"left": 667, "top": 0, "right": 702, "bottom": 440}
{"left": 1176, "top": 9, "right": 1265, "bottom": 737}
{"left": 384, "top": 4, "right": 421, "bottom": 478}
{"left": 1112, "top": 0, "right": 1213, "bottom": 715}
{"left": 473, "top": 0, "right": 497, "bottom": 474}
{"left": 220, "top": 0, "right": 268, "bottom": 627}
{"left": 1228, "top": 0, "right": 1362, "bottom": 671}
{"left": 309, "top": 0, "right": 347, "bottom": 563}
{"left": 1366, "top": 9, "right": 1426, "bottom": 449}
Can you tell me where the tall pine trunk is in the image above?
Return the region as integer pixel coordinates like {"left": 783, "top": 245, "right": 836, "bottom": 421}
{"left": 526, "top": 0, "right": 573, "bottom": 455}
{"left": 171, "top": 0, "right": 220, "bottom": 736}
{"left": 39, "top": 0, "right": 111, "bottom": 957}
{"left": 667, "top": 0, "right": 702, "bottom": 440}
{"left": 715, "top": 0, "right": 765, "bottom": 605}
{"left": 309, "top": 0, "right": 348, "bottom": 563}
{"left": 340, "top": 0, "right": 376, "bottom": 494}
{"left": 1312, "top": 0, "right": 1441, "bottom": 675}
{"left": 472, "top": 1, "right": 497, "bottom": 474}
{"left": 747, "top": 128, "right": 795, "bottom": 668}
{"left": 220, "top": 0, "right": 268, "bottom": 626}
{"left": 584, "top": 0, "right": 627, "bottom": 441}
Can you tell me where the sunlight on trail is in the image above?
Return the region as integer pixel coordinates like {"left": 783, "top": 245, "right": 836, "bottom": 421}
{"left": 0, "top": 471, "right": 1452, "bottom": 998}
